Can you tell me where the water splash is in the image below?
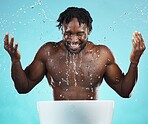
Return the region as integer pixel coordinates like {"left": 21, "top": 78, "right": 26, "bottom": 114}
{"left": 50, "top": 76, "right": 55, "bottom": 87}
{"left": 65, "top": 52, "right": 83, "bottom": 86}
{"left": 41, "top": 9, "right": 48, "bottom": 20}
{"left": 65, "top": 52, "right": 70, "bottom": 85}
{"left": 72, "top": 54, "right": 78, "bottom": 86}
{"left": 79, "top": 52, "right": 83, "bottom": 68}
{"left": 118, "top": 2, "right": 148, "bottom": 31}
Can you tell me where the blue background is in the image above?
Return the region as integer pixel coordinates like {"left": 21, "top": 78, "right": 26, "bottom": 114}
{"left": 0, "top": 0, "right": 148, "bottom": 123}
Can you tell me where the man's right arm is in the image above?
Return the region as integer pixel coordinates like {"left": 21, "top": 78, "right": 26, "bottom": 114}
{"left": 4, "top": 33, "right": 46, "bottom": 93}
{"left": 11, "top": 61, "right": 29, "bottom": 93}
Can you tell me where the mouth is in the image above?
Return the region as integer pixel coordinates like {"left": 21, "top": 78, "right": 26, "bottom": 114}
{"left": 69, "top": 43, "right": 80, "bottom": 50}
{"left": 67, "top": 41, "right": 81, "bottom": 51}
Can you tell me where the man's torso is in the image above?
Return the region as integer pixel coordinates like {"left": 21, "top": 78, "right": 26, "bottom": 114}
{"left": 42, "top": 41, "right": 109, "bottom": 100}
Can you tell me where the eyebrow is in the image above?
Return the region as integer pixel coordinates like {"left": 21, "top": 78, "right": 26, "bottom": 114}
{"left": 65, "top": 31, "right": 85, "bottom": 33}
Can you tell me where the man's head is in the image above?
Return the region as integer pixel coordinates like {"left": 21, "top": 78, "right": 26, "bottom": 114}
{"left": 57, "top": 7, "right": 93, "bottom": 32}
{"left": 57, "top": 7, "right": 93, "bottom": 53}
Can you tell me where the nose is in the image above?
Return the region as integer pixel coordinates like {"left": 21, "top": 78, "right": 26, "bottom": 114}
{"left": 71, "top": 35, "right": 79, "bottom": 43}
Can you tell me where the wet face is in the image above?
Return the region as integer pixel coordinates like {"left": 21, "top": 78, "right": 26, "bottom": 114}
{"left": 62, "top": 18, "right": 91, "bottom": 54}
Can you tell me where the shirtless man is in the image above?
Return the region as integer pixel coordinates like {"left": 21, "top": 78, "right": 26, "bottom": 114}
{"left": 4, "top": 7, "right": 145, "bottom": 100}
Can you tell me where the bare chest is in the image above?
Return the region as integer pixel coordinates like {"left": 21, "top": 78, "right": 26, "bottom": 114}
{"left": 46, "top": 52, "right": 106, "bottom": 88}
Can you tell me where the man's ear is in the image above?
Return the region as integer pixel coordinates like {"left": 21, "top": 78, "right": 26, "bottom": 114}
{"left": 88, "top": 30, "right": 92, "bottom": 35}
{"left": 62, "top": 27, "right": 64, "bottom": 34}
{"left": 62, "top": 25, "right": 66, "bottom": 34}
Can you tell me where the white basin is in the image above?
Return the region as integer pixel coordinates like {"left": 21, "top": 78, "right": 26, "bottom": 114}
{"left": 37, "top": 100, "right": 114, "bottom": 124}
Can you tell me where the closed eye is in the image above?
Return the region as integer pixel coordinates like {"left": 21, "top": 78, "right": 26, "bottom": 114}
{"left": 77, "top": 32, "right": 84, "bottom": 36}
{"left": 65, "top": 32, "right": 72, "bottom": 36}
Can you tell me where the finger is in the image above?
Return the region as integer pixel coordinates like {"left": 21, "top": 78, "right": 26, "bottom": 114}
{"left": 137, "top": 32, "right": 146, "bottom": 50}
{"left": 4, "top": 32, "right": 9, "bottom": 46}
{"left": 132, "top": 37, "right": 137, "bottom": 52}
{"left": 132, "top": 33, "right": 137, "bottom": 47}
{"left": 10, "top": 36, "right": 14, "bottom": 49}
{"left": 135, "top": 32, "right": 141, "bottom": 40}
{"left": 14, "top": 43, "right": 18, "bottom": 52}
{"left": 138, "top": 32, "right": 143, "bottom": 41}
{"left": 133, "top": 32, "right": 140, "bottom": 50}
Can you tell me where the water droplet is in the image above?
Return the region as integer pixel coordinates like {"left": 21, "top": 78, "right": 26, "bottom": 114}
{"left": 91, "top": 88, "right": 94, "bottom": 92}
{"left": 90, "top": 97, "right": 93, "bottom": 99}
{"left": 47, "top": 52, "right": 50, "bottom": 56}
{"left": 59, "top": 81, "right": 61, "bottom": 86}
{"left": 50, "top": 59, "right": 53, "bottom": 62}
{"left": 38, "top": 0, "right": 42, "bottom": 5}
{"left": 86, "top": 88, "right": 90, "bottom": 90}
{"left": 30, "top": 5, "right": 34, "bottom": 9}
{"left": 75, "top": 72, "right": 78, "bottom": 75}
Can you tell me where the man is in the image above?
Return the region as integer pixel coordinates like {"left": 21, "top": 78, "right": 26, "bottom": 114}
{"left": 4, "top": 7, "right": 145, "bottom": 100}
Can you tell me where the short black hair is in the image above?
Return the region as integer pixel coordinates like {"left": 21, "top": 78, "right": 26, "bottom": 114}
{"left": 57, "top": 7, "right": 93, "bottom": 31}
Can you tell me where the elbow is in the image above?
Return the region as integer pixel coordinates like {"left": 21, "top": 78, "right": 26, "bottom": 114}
{"left": 119, "top": 85, "right": 134, "bottom": 98}
{"left": 15, "top": 87, "right": 30, "bottom": 94}
{"left": 17, "top": 90, "right": 29, "bottom": 94}
{"left": 16, "top": 89, "right": 29, "bottom": 94}
{"left": 120, "top": 94, "right": 131, "bottom": 98}
{"left": 14, "top": 82, "right": 30, "bottom": 94}
{"left": 119, "top": 92, "right": 132, "bottom": 98}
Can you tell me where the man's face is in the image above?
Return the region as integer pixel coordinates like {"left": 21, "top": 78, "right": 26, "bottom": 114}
{"left": 62, "top": 18, "right": 91, "bottom": 54}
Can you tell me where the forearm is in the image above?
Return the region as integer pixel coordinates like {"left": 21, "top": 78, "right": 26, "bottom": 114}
{"left": 11, "top": 61, "right": 29, "bottom": 93}
{"left": 121, "top": 62, "right": 138, "bottom": 97}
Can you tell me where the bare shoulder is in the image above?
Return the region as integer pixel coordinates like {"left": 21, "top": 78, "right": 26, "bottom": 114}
{"left": 98, "top": 45, "right": 112, "bottom": 53}
{"left": 34, "top": 41, "right": 61, "bottom": 62}
{"left": 87, "top": 41, "right": 111, "bottom": 51}
{"left": 90, "top": 42, "right": 115, "bottom": 64}
{"left": 40, "top": 41, "right": 59, "bottom": 50}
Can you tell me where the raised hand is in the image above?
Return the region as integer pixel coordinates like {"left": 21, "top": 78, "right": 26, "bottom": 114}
{"left": 130, "top": 32, "right": 146, "bottom": 65}
{"left": 4, "top": 32, "right": 21, "bottom": 63}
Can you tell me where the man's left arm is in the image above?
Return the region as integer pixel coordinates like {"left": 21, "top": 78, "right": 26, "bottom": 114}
{"left": 104, "top": 32, "right": 146, "bottom": 98}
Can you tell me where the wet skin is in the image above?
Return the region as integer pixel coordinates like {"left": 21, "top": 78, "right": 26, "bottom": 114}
{"left": 4, "top": 18, "right": 146, "bottom": 100}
